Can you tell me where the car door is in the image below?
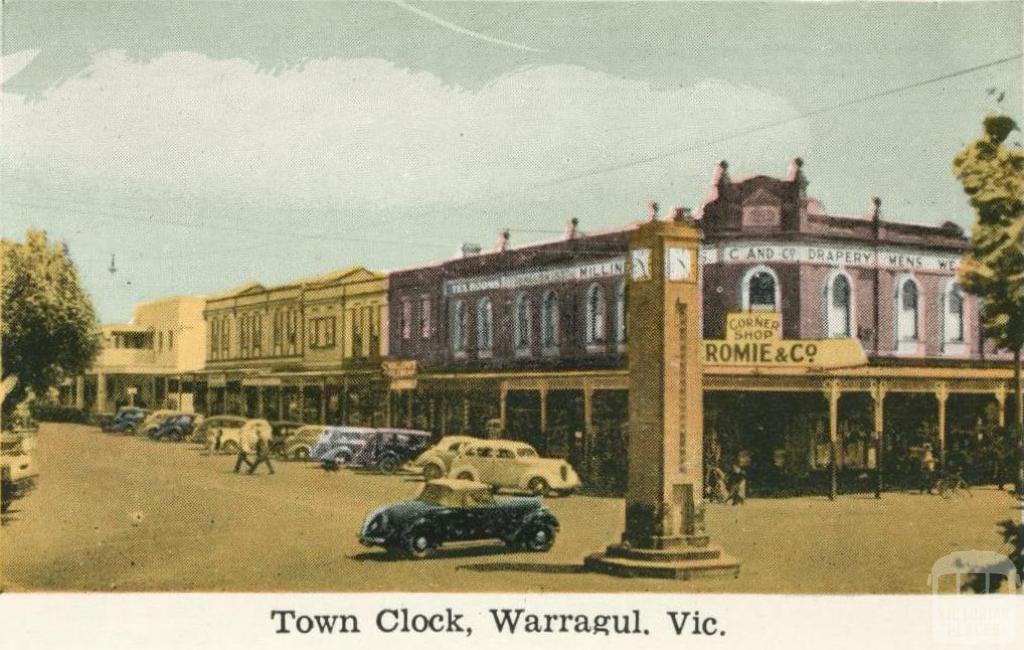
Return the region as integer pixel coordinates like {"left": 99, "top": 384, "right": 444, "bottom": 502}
{"left": 491, "top": 447, "right": 519, "bottom": 487}
{"left": 461, "top": 489, "right": 505, "bottom": 540}
{"left": 472, "top": 445, "right": 496, "bottom": 482}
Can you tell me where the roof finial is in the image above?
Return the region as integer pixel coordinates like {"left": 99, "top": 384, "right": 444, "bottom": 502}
{"left": 788, "top": 157, "right": 808, "bottom": 194}
{"left": 648, "top": 201, "right": 659, "bottom": 221}
{"left": 871, "top": 196, "right": 882, "bottom": 221}
{"left": 564, "top": 218, "right": 579, "bottom": 240}
{"left": 494, "top": 229, "right": 511, "bottom": 252}
{"left": 670, "top": 205, "right": 692, "bottom": 222}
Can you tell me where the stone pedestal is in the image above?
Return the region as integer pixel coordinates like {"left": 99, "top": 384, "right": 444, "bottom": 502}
{"left": 587, "top": 214, "right": 740, "bottom": 580}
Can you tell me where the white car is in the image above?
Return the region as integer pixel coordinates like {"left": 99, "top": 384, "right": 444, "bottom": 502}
{"left": 447, "top": 440, "right": 580, "bottom": 497}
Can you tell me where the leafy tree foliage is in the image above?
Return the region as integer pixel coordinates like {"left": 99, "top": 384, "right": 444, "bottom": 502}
{"left": 1, "top": 230, "right": 99, "bottom": 416}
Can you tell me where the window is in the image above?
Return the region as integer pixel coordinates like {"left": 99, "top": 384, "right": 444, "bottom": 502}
{"left": 400, "top": 299, "right": 412, "bottom": 340}
{"left": 351, "top": 309, "right": 364, "bottom": 357}
{"left": 272, "top": 309, "right": 283, "bottom": 355}
{"left": 742, "top": 266, "right": 778, "bottom": 311}
{"left": 585, "top": 283, "right": 606, "bottom": 345}
{"left": 541, "top": 290, "right": 559, "bottom": 349}
{"left": 157, "top": 331, "right": 163, "bottom": 351}
{"left": 168, "top": 331, "right": 174, "bottom": 350}
{"left": 825, "top": 273, "right": 853, "bottom": 338}
{"left": 944, "top": 282, "right": 965, "bottom": 344}
{"left": 476, "top": 298, "right": 493, "bottom": 352}
{"left": 310, "top": 317, "right": 337, "bottom": 349}
{"left": 513, "top": 292, "right": 531, "bottom": 352}
{"left": 450, "top": 300, "right": 468, "bottom": 353}
{"left": 615, "top": 279, "right": 626, "bottom": 344}
{"left": 368, "top": 306, "right": 381, "bottom": 356}
{"left": 897, "top": 278, "right": 920, "bottom": 342}
{"left": 419, "top": 296, "right": 431, "bottom": 339}
{"left": 252, "top": 314, "right": 262, "bottom": 356}
{"left": 496, "top": 448, "right": 515, "bottom": 459}
{"left": 286, "top": 310, "right": 298, "bottom": 355}
{"left": 221, "top": 317, "right": 230, "bottom": 357}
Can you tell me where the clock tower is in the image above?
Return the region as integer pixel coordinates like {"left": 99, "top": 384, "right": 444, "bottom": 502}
{"left": 587, "top": 209, "right": 740, "bottom": 579}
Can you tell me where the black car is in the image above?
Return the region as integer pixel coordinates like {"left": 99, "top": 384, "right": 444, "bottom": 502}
{"left": 349, "top": 428, "right": 431, "bottom": 473}
{"left": 149, "top": 413, "right": 199, "bottom": 442}
{"left": 358, "top": 479, "right": 560, "bottom": 558}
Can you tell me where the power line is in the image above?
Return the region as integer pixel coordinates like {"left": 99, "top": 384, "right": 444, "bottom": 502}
{"left": 333, "top": 52, "right": 1023, "bottom": 236}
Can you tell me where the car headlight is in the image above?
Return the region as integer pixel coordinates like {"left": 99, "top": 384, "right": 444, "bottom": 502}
{"left": 361, "top": 507, "right": 388, "bottom": 536}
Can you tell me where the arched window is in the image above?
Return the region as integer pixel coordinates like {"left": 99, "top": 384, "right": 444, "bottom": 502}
{"left": 541, "top": 290, "right": 559, "bottom": 349}
{"left": 476, "top": 298, "right": 493, "bottom": 352}
{"left": 585, "top": 284, "right": 606, "bottom": 345}
{"left": 825, "top": 273, "right": 852, "bottom": 338}
{"left": 615, "top": 279, "right": 626, "bottom": 344}
{"left": 741, "top": 266, "right": 779, "bottom": 312}
{"left": 944, "top": 282, "right": 965, "bottom": 344}
{"left": 450, "top": 300, "right": 467, "bottom": 353}
{"left": 513, "top": 293, "right": 531, "bottom": 352}
{"left": 897, "top": 278, "right": 920, "bottom": 342}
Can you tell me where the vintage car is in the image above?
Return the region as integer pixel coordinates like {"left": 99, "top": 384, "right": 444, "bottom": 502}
{"left": 358, "top": 478, "right": 559, "bottom": 558}
{"left": 282, "top": 424, "right": 328, "bottom": 460}
{"left": 310, "top": 426, "right": 374, "bottom": 468}
{"left": 407, "top": 435, "right": 480, "bottom": 481}
{"left": 102, "top": 407, "right": 149, "bottom": 433}
{"left": 135, "top": 409, "right": 183, "bottom": 437}
{"left": 149, "top": 413, "right": 202, "bottom": 442}
{"left": 218, "top": 418, "right": 272, "bottom": 453}
{"left": 1, "top": 430, "right": 38, "bottom": 514}
{"left": 447, "top": 440, "right": 580, "bottom": 496}
{"left": 350, "top": 428, "right": 431, "bottom": 474}
{"left": 193, "top": 415, "right": 248, "bottom": 451}
{"left": 269, "top": 420, "right": 303, "bottom": 456}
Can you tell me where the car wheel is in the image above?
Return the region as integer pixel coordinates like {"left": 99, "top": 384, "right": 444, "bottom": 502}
{"left": 171, "top": 430, "right": 184, "bottom": 442}
{"left": 527, "top": 477, "right": 550, "bottom": 497}
{"left": 405, "top": 529, "right": 436, "bottom": 559}
{"left": 455, "top": 471, "right": 475, "bottom": 481}
{"left": 291, "top": 447, "right": 309, "bottom": 461}
{"left": 422, "top": 464, "right": 444, "bottom": 481}
{"left": 221, "top": 440, "right": 239, "bottom": 454}
{"left": 520, "top": 523, "right": 556, "bottom": 552}
{"left": 378, "top": 456, "right": 399, "bottom": 474}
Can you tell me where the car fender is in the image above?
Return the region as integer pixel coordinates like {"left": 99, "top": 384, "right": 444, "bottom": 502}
{"left": 512, "top": 508, "right": 560, "bottom": 538}
{"left": 518, "top": 469, "right": 560, "bottom": 490}
{"left": 397, "top": 515, "right": 443, "bottom": 545}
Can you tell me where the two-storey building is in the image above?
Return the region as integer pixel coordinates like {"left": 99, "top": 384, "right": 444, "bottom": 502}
{"left": 198, "top": 266, "right": 389, "bottom": 425}
{"left": 385, "top": 160, "right": 1015, "bottom": 493}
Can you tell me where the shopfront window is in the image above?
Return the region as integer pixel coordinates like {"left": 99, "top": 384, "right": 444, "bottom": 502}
{"left": 585, "top": 283, "right": 606, "bottom": 345}
{"left": 826, "top": 273, "right": 852, "bottom": 338}
{"left": 898, "top": 277, "right": 920, "bottom": 341}
{"left": 541, "top": 290, "right": 559, "bottom": 350}
{"left": 514, "top": 292, "right": 531, "bottom": 352}
{"left": 476, "top": 298, "right": 493, "bottom": 352}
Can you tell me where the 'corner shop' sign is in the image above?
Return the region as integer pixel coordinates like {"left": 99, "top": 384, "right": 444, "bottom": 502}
{"left": 703, "top": 313, "right": 868, "bottom": 369}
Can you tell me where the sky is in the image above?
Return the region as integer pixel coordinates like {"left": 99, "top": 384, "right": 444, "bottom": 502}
{"left": 2, "top": 1, "right": 1021, "bottom": 323}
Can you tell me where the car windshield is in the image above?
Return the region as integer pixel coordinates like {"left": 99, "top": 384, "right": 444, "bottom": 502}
{"left": 417, "top": 484, "right": 463, "bottom": 507}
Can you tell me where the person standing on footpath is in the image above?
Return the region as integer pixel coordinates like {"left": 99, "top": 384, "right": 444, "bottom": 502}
{"left": 248, "top": 420, "right": 276, "bottom": 475}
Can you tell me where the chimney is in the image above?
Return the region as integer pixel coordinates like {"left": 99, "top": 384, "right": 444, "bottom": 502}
{"left": 458, "top": 242, "right": 482, "bottom": 258}
{"left": 493, "top": 229, "right": 510, "bottom": 253}
{"left": 648, "top": 201, "right": 659, "bottom": 221}
{"left": 670, "top": 205, "right": 692, "bottom": 222}
{"left": 564, "top": 218, "right": 579, "bottom": 240}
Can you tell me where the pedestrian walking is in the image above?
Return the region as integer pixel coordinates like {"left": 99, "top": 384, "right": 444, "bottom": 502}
{"left": 248, "top": 421, "right": 275, "bottom": 475}
{"left": 233, "top": 421, "right": 259, "bottom": 473}
{"left": 727, "top": 460, "right": 747, "bottom": 505}
{"left": 919, "top": 443, "right": 937, "bottom": 494}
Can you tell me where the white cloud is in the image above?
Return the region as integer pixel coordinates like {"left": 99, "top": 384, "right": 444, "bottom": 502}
{"left": 2, "top": 51, "right": 809, "bottom": 212}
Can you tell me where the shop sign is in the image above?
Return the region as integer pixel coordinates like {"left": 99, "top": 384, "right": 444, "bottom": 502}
{"left": 446, "top": 257, "right": 626, "bottom": 296}
{"left": 725, "top": 312, "right": 782, "bottom": 342}
{"left": 700, "top": 240, "right": 961, "bottom": 272}
{"left": 702, "top": 337, "right": 867, "bottom": 369}
{"left": 207, "top": 374, "right": 227, "bottom": 388}
{"left": 241, "top": 377, "right": 282, "bottom": 387}
{"left": 383, "top": 360, "right": 418, "bottom": 390}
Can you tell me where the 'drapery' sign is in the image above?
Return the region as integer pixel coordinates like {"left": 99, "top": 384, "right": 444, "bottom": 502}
{"left": 703, "top": 312, "right": 868, "bottom": 369}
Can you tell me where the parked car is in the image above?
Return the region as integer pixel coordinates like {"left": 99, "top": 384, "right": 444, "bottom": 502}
{"left": 350, "top": 428, "right": 431, "bottom": 473}
{"left": 358, "top": 478, "right": 559, "bottom": 558}
{"left": 407, "top": 435, "right": 480, "bottom": 481}
{"left": 269, "top": 420, "right": 303, "bottom": 456}
{"left": 193, "top": 415, "right": 248, "bottom": 451}
{"left": 135, "top": 409, "right": 183, "bottom": 437}
{"left": 448, "top": 440, "right": 580, "bottom": 496}
{"left": 216, "top": 418, "right": 270, "bottom": 454}
{"left": 282, "top": 424, "right": 328, "bottom": 460}
{"left": 310, "top": 426, "right": 374, "bottom": 468}
{"left": 149, "top": 413, "right": 202, "bottom": 442}
{"left": 1, "top": 430, "right": 38, "bottom": 515}
{"left": 102, "top": 407, "right": 149, "bottom": 433}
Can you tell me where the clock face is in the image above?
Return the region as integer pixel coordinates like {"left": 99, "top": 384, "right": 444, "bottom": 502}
{"left": 630, "top": 248, "right": 651, "bottom": 281}
{"left": 666, "top": 246, "right": 692, "bottom": 281}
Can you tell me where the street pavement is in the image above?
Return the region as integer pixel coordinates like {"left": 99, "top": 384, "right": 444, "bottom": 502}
{"left": 1, "top": 423, "right": 1018, "bottom": 593}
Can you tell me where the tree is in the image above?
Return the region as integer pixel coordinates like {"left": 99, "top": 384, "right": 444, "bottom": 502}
{"left": 952, "top": 113, "right": 1024, "bottom": 497}
{"left": 1, "top": 229, "right": 100, "bottom": 419}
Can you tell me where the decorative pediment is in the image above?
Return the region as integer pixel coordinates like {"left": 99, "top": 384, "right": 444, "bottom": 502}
{"left": 743, "top": 187, "right": 781, "bottom": 207}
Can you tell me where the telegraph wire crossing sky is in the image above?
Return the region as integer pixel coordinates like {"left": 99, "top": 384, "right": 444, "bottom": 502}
{"left": 0, "top": 2, "right": 1020, "bottom": 323}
